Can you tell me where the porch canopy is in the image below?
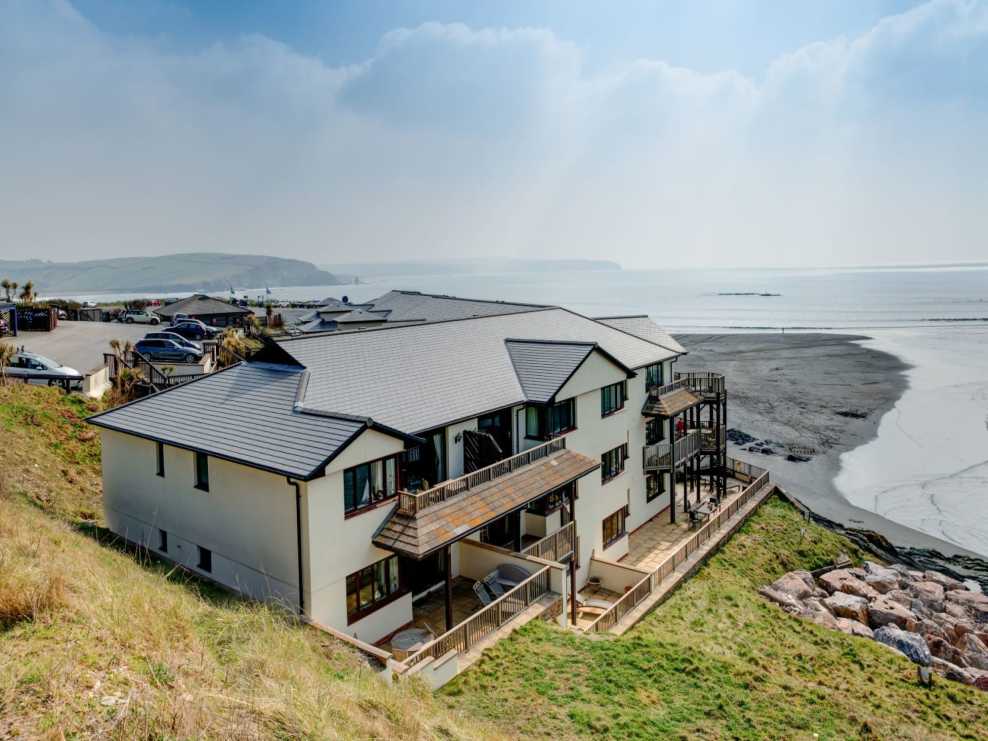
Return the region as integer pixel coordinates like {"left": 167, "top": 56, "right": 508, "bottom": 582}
{"left": 374, "top": 444, "right": 599, "bottom": 560}
{"left": 642, "top": 385, "right": 700, "bottom": 417}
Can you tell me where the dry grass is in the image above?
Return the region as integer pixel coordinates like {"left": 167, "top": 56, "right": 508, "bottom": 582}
{"left": 0, "top": 384, "right": 501, "bottom": 740}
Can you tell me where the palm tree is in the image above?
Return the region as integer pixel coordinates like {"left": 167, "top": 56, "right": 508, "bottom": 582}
{"left": 1, "top": 279, "right": 10, "bottom": 301}
{"left": 9, "top": 282, "right": 17, "bottom": 302}
{"left": 0, "top": 341, "right": 15, "bottom": 384}
{"left": 216, "top": 328, "right": 249, "bottom": 368}
{"left": 18, "top": 281, "right": 34, "bottom": 304}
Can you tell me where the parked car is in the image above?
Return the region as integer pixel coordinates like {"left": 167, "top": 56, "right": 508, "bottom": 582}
{"left": 143, "top": 331, "right": 203, "bottom": 352}
{"left": 169, "top": 320, "right": 220, "bottom": 341}
{"left": 134, "top": 339, "right": 203, "bottom": 363}
{"left": 170, "top": 313, "right": 190, "bottom": 325}
{"left": 6, "top": 351, "right": 81, "bottom": 380}
{"left": 56, "top": 309, "right": 68, "bottom": 320}
{"left": 118, "top": 309, "right": 161, "bottom": 325}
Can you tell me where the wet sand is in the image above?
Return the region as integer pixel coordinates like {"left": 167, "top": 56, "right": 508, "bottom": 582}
{"left": 676, "top": 333, "right": 983, "bottom": 561}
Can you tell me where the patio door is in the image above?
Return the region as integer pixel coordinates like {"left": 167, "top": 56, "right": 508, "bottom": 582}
{"left": 402, "top": 552, "right": 444, "bottom": 599}
{"left": 462, "top": 429, "right": 503, "bottom": 473}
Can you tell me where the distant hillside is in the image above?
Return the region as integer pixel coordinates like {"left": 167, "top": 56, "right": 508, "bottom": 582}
{"left": 321, "top": 257, "right": 621, "bottom": 277}
{"left": 0, "top": 253, "right": 341, "bottom": 295}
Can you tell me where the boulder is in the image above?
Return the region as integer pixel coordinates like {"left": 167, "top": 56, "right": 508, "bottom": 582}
{"left": 864, "top": 561, "right": 900, "bottom": 581}
{"left": 771, "top": 571, "right": 816, "bottom": 600}
{"left": 759, "top": 586, "right": 803, "bottom": 614}
{"left": 848, "top": 567, "right": 867, "bottom": 579}
{"left": 869, "top": 595, "right": 918, "bottom": 630}
{"left": 932, "top": 657, "right": 976, "bottom": 685}
{"left": 947, "top": 590, "right": 988, "bottom": 623}
{"left": 835, "top": 617, "right": 874, "bottom": 638}
{"left": 864, "top": 573, "right": 899, "bottom": 594}
{"left": 909, "top": 599, "right": 933, "bottom": 620}
{"left": 945, "top": 602, "right": 970, "bottom": 621}
{"left": 976, "top": 675, "right": 988, "bottom": 692}
{"left": 873, "top": 625, "right": 932, "bottom": 667}
{"left": 924, "top": 570, "right": 965, "bottom": 591}
{"left": 801, "top": 598, "right": 839, "bottom": 630}
{"left": 956, "top": 633, "right": 988, "bottom": 671}
{"left": 919, "top": 618, "right": 947, "bottom": 641}
{"left": 818, "top": 570, "right": 880, "bottom": 600}
{"left": 927, "top": 636, "right": 968, "bottom": 667}
{"left": 911, "top": 581, "right": 945, "bottom": 611}
{"left": 963, "top": 580, "right": 983, "bottom": 594}
{"left": 886, "top": 590, "right": 914, "bottom": 609}
{"left": 824, "top": 592, "right": 870, "bottom": 624}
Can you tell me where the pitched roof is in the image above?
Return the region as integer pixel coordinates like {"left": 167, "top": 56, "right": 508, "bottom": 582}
{"left": 334, "top": 308, "right": 389, "bottom": 324}
{"left": 505, "top": 340, "right": 594, "bottom": 404}
{"left": 373, "top": 448, "right": 599, "bottom": 558}
{"left": 87, "top": 363, "right": 369, "bottom": 479}
{"left": 284, "top": 307, "right": 677, "bottom": 433}
{"left": 154, "top": 294, "right": 251, "bottom": 318}
{"left": 642, "top": 387, "right": 700, "bottom": 417}
{"left": 593, "top": 315, "right": 685, "bottom": 355}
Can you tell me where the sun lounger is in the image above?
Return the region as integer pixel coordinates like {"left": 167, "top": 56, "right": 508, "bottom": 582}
{"left": 472, "top": 580, "right": 494, "bottom": 606}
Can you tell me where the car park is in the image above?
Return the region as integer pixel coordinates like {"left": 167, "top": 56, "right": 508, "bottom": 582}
{"left": 143, "top": 331, "right": 203, "bottom": 352}
{"left": 118, "top": 309, "right": 160, "bottom": 325}
{"left": 134, "top": 338, "right": 204, "bottom": 363}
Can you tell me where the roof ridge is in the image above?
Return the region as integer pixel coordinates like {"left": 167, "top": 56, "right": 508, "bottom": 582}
{"left": 391, "top": 289, "right": 550, "bottom": 308}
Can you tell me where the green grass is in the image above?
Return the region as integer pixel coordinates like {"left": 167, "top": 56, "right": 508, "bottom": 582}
{"left": 442, "top": 497, "right": 988, "bottom": 740}
{"left": 0, "top": 385, "right": 497, "bottom": 739}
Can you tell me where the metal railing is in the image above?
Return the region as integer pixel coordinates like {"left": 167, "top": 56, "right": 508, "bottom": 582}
{"left": 402, "top": 564, "right": 553, "bottom": 669}
{"left": 642, "top": 431, "right": 700, "bottom": 471}
{"left": 521, "top": 521, "right": 576, "bottom": 563}
{"left": 398, "top": 438, "right": 567, "bottom": 515}
{"left": 587, "top": 459, "right": 770, "bottom": 633}
{"left": 674, "top": 371, "right": 726, "bottom": 397}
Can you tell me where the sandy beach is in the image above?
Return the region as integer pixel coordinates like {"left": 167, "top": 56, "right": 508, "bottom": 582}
{"left": 676, "top": 333, "right": 985, "bottom": 564}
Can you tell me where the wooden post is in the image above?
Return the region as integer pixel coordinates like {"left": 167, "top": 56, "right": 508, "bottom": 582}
{"left": 444, "top": 544, "right": 454, "bottom": 632}
{"left": 568, "top": 488, "right": 578, "bottom": 625}
{"left": 513, "top": 509, "right": 522, "bottom": 552}
{"left": 669, "top": 413, "right": 677, "bottom": 524}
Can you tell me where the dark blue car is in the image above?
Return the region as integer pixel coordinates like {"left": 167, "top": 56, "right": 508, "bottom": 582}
{"left": 134, "top": 338, "right": 203, "bottom": 363}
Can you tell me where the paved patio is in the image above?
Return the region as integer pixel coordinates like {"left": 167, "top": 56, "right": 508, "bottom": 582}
{"left": 623, "top": 478, "right": 745, "bottom": 571}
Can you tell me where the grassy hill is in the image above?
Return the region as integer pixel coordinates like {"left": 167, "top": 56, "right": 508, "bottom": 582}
{"left": 0, "top": 253, "right": 341, "bottom": 295}
{"left": 0, "top": 384, "right": 492, "bottom": 739}
{"left": 2, "top": 382, "right": 986, "bottom": 739}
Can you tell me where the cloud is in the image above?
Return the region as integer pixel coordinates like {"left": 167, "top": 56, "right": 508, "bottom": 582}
{"left": 1, "top": 0, "right": 986, "bottom": 267}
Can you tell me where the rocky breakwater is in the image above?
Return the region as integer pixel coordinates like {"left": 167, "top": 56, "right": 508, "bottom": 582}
{"left": 760, "top": 563, "right": 988, "bottom": 690}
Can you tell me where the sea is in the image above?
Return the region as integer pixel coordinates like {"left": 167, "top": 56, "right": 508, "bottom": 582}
{"left": 64, "top": 264, "right": 988, "bottom": 557}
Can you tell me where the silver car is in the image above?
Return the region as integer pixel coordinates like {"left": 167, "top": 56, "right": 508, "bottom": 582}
{"left": 6, "top": 351, "right": 82, "bottom": 381}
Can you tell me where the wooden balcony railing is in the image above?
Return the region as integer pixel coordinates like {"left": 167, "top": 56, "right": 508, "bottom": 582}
{"left": 689, "top": 422, "right": 726, "bottom": 450}
{"left": 398, "top": 437, "right": 567, "bottom": 516}
{"left": 520, "top": 520, "right": 576, "bottom": 563}
{"left": 642, "top": 431, "right": 700, "bottom": 471}
{"left": 645, "top": 377, "right": 692, "bottom": 401}
{"left": 587, "top": 458, "right": 769, "bottom": 633}
{"left": 401, "top": 564, "right": 553, "bottom": 669}
{"left": 674, "top": 371, "right": 726, "bottom": 397}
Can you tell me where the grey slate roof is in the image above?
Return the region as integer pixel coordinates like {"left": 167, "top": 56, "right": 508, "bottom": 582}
{"left": 334, "top": 308, "right": 389, "bottom": 324}
{"left": 154, "top": 294, "right": 251, "bottom": 319}
{"left": 505, "top": 340, "right": 594, "bottom": 404}
{"left": 87, "top": 363, "right": 367, "bottom": 479}
{"left": 594, "top": 315, "right": 686, "bottom": 355}
{"left": 284, "top": 307, "right": 677, "bottom": 433}
{"left": 300, "top": 290, "right": 546, "bottom": 333}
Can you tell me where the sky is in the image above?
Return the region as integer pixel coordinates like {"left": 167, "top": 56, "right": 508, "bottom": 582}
{"left": 2, "top": 0, "right": 986, "bottom": 269}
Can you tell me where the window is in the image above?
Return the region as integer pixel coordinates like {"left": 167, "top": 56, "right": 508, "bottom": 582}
{"left": 646, "top": 473, "right": 665, "bottom": 502}
{"left": 194, "top": 452, "right": 209, "bottom": 491}
{"left": 646, "top": 418, "right": 665, "bottom": 445}
{"left": 525, "top": 398, "right": 576, "bottom": 440}
{"left": 346, "top": 555, "right": 402, "bottom": 623}
{"left": 645, "top": 363, "right": 664, "bottom": 390}
{"left": 602, "top": 507, "right": 628, "bottom": 548}
{"left": 158, "top": 529, "right": 168, "bottom": 553}
{"left": 601, "top": 381, "right": 627, "bottom": 417}
{"left": 526, "top": 483, "right": 572, "bottom": 516}
{"left": 601, "top": 443, "right": 628, "bottom": 483}
{"left": 156, "top": 442, "right": 165, "bottom": 477}
{"left": 197, "top": 545, "right": 212, "bottom": 572}
{"left": 343, "top": 454, "right": 400, "bottom": 515}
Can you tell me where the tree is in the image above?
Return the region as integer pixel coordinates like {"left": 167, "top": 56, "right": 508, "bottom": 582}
{"left": 18, "top": 281, "right": 34, "bottom": 304}
{"left": 1, "top": 279, "right": 10, "bottom": 301}
{"left": 0, "top": 341, "right": 15, "bottom": 384}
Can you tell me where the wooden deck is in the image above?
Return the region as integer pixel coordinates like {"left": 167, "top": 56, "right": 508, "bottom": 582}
{"left": 621, "top": 480, "right": 739, "bottom": 571}
{"left": 383, "top": 578, "right": 485, "bottom": 652}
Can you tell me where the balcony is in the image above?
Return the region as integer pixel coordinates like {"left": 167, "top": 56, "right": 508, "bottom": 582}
{"left": 641, "top": 378, "right": 700, "bottom": 417}
{"left": 642, "top": 431, "right": 701, "bottom": 471}
{"left": 690, "top": 421, "right": 726, "bottom": 451}
{"left": 375, "top": 439, "right": 599, "bottom": 560}
{"left": 674, "top": 371, "right": 726, "bottom": 399}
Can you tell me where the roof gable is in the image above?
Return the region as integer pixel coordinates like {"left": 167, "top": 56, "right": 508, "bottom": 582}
{"left": 505, "top": 340, "right": 594, "bottom": 404}
{"left": 155, "top": 294, "right": 251, "bottom": 318}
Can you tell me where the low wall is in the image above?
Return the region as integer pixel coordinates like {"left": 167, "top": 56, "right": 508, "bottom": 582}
{"left": 83, "top": 365, "right": 111, "bottom": 398}
{"left": 588, "top": 557, "right": 649, "bottom": 593}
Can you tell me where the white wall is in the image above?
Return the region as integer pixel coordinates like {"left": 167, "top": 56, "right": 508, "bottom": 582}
{"left": 304, "top": 428, "right": 412, "bottom": 644}
{"left": 101, "top": 429, "right": 301, "bottom": 608}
